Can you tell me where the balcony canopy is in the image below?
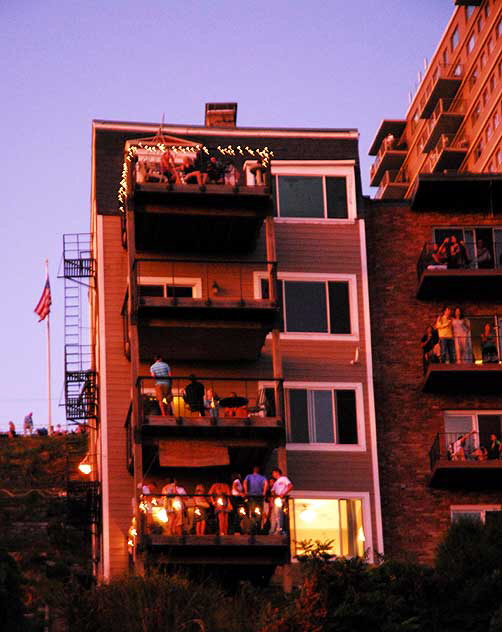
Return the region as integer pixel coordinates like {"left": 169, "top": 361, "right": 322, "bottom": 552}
{"left": 411, "top": 174, "right": 502, "bottom": 212}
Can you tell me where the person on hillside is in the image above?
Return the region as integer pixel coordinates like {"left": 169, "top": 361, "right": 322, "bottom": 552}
{"left": 23, "top": 412, "right": 33, "bottom": 436}
{"left": 7, "top": 421, "right": 16, "bottom": 438}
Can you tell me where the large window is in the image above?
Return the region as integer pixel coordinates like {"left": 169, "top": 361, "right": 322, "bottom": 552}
{"left": 291, "top": 497, "right": 365, "bottom": 557}
{"left": 287, "top": 386, "right": 359, "bottom": 446}
{"left": 275, "top": 175, "right": 348, "bottom": 219}
{"left": 260, "top": 277, "right": 354, "bottom": 336}
{"left": 451, "top": 506, "right": 501, "bottom": 524}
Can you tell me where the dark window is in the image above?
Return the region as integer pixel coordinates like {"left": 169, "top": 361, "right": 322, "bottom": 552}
{"left": 328, "top": 282, "right": 351, "bottom": 334}
{"left": 336, "top": 391, "right": 358, "bottom": 444}
{"left": 326, "top": 177, "right": 348, "bottom": 218}
{"left": 166, "top": 285, "right": 193, "bottom": 298}
{"left": 284, "top": 281, "right": 327, "bottom": 332}
{"left": 139, "top": 285, "right": 164, "bottom": 297}
{"left": 287, "top": 388, "right": 358, "bottom": 444}
{"left": 278, "top": 176, "right": 324, "bottom": 218}
{"left": 289, "top": 389, "right": 309, "bottom": 443}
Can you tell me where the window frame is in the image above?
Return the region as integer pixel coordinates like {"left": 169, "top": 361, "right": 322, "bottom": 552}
{"left": 451, "top": 505, "right": 501, "bottom": 524}
{"left": 138, "top": 276, "right": 202, "bottom": 298}
{"left": 283, "top": 381, "right": 366, "bottom": 452}
{"left": 290, "top": 490, "right": 373, "bottom": 561}
{"left": 271, "top": 161, "right": 357, "bottom": 222}
{"left": 253, "top": 271, "right": 359, "bottom": 341}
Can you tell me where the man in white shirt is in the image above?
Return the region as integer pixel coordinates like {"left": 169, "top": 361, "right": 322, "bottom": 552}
{"left": 269, "top": 467, "right": 293, "bottom": 535}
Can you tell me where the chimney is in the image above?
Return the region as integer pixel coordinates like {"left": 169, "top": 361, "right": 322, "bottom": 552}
{"left": 205, "top": 102, "right": 238, "bottom": 128}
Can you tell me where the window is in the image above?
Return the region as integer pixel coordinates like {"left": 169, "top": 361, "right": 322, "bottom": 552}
{"left": 475, "top": 140, "right": 484, "bottom": 160}
{"left": 451, "top": 26, "right": 459, "bottom": 50}
{"left": 470, "top": 66, "right": 478, "bottom": 87}
{"left": 260, "top": 277, "right": 353, "bottom": 335}
{"left": 480, "top": 51, "right": 487, "bottom": 68}
{"left": 467, "top": 33, "right": 476, "bottom": 54}
{"left": 453, "top": 63, "right": 462, "bottom": 77}
{"left": 138, "top": 277, "right": 201, "bottom": 299}
{"left": 485, "top": 2, "right": 490, "bottom": 18}
{"left": 490, "top": 74, "right": 495, "bottom": 93}
{"left": 275, "top": 175, "right": 348, "bottom": 219}
{"left": 444, "top": 412, "right": 502, "bottom": 455}
{"left": 477, "top": 16, "right": 483, "bottom": 33}
{"left": 287, "top": 387, "right": 358, "bottom": 445}
{"left": 473, "top": 101, "right": 481, "bottom": 123}
{"left": 466, "top": 6, "right": 475, "bottom": 20}
{"left": 498, "top": 18, "right": 502, "bottom": 38}
{"left": 486, "top": 123, "right": 493, "bottom": 142}
{"left": 451, "top": 507, "right": 501, "bottom": 524}
{"left": 291, "top": 497, "right": 365, "bottom": 557}
{"left": 482, "top": 88, "right": 488, "bottom": 107}
{"left": 488, "top": 38, "right": 494, "bottom": 54}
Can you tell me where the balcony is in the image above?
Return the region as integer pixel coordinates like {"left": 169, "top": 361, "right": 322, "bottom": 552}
{"left": 369, "top": 137, "right": 407, "bottom": 187}
{"left": 137, "top": 492, "right": 290, "bottom": 566}
{"left": 376, "top": 169, "right": 409, "bottom": 200}
{"left": 368, "top": 120, "right": 406, "bottom": 156}
{"left": 417, "top": 241, "right": 502, "bottom": 299}
{"left": 423, "top": 99, "right": 465, "bottom": 153}
{"left": 137, "top": 376, "right": 285, "bottom": 448}
{"left": 426, "top": 134, "right": 468, "bottom": 174}
{"left": 411, "top": 174, "right": 502, "bottom": 212}
{"left": 422, "top": 320, "right": 502, "bottom": 392}
{"left": 420, "top": 64, "right": 463, "bottom": 119}
{"left": 454, "top": 1, "right": 481, "bottom": 5}
{"left": 429, "top": 433, "right": 502, "bottom": 488}
{"left": 124, "top": 142, "right": 273, "bottom": 254}
{"left": 128, "top": 258, "right": 279, "bottom": 361}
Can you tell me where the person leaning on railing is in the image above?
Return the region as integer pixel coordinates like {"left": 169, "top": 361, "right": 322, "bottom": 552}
{"left": 269, "top": 468, "right": 293, "bottom": 536}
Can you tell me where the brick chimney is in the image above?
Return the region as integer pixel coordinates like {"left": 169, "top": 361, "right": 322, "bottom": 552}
{"left": 204, "top": 102, "right": 237, "bottom": 128}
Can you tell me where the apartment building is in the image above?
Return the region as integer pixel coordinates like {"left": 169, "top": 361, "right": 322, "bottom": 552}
{"left": 370, "top": 0, "right": 501, "bottom": 200}
{"left": 88, "top": 103, "right": 383, "bottom": 580}
{"left": 366, "top": 0, "right": 502, "bottom": 563}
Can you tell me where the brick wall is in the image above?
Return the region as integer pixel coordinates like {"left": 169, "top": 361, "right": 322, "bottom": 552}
{"left": 365, "top": 199, "right": 502, "bottom": 564}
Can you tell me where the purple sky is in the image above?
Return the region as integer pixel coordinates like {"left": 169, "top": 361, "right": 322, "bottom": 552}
{"left": 2, "top": 0, "right": 452, "bottom": 431}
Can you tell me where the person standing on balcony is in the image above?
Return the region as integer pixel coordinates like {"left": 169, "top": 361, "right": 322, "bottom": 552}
{"left": 452, "top": 307, "right": 472, "bottom": 364}
{"left": 269, "top": 468, "right": 293, "bottom": 536}
{"left": 436, "top": 307, "right": 456, "bottom": 364}
{"left": 487, "top": 434, "right": 501, "bottom": 460}
{"left": 244, "top": 466, "right": 268, "bottom": 532}
{"left": 209, "top": 480, "right": 232, "bottom": 536}
{"left": 150, "top": 355, "right": 173, "bottom": 416}
{"left": 183, "top": 375, "right": 205, "bottom": 416}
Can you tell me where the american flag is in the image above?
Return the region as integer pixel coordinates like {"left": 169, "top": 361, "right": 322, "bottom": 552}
{"left": 34, "top": 278, "right": 52, "bottom": 322}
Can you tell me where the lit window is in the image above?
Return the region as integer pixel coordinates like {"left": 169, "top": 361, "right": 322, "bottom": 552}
{"left": 451, "top": 26, "right": 459, "bottom": 50}
{"left": 261, "top": 279, "right": 352, "bottom": 335}
{"left": 276, "top": 175, "right": 348, "bottom": 219}
{"left": 287, "top": 387, "right": 358, "bottom": 445}
{"left": 291, "top": 498, "right": 365, "bottom": 558}
{"left": 467, "top": 34, "right": 476, "bottom": 54}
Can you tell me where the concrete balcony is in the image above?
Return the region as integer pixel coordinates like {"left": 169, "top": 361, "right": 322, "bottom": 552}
{"left": 375, "top": 169, "right": 409, "bottom": 200}
{"left": 420, "top": 64, "right": 463, "bottom": 119}
{"left": 370, "top": 137, "right": 407, "bottom": 187}
{"left": 423, "top": 99, "right": 465, "bottom": 153}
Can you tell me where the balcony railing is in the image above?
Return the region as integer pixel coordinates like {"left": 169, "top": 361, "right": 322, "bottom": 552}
{"left": 130, "top": 258, "right": 278, "bottom": 315}
{"left": 425, "top": 133, "right": 468, "bottom": 173}
{"left": 423, "top": 99, "right": 466, "bottom": 153}
{"left": 138, "top": 492, "right": 290, "bottom": 540}
{"left": 429, "top": 432, "right": 502, "bottom": 470}
{"left": 370, "top": 137, "right": 407, "bottom": 186}
{"left": 420, "top": 64, "right": 463, "bottom": 118}
{"left": 137, "top": 376, "right": 284, "bottom": 430}
{"left": 376, "top": 169, "right": 409, "bottom": 199}
{"left": 422, "top": 329, "right": 501, "bottom": 370}
{"left": 418, "top": 240, "right": 502, "bottom": 277}
{"left": 132, "top": 147, "right": 271, "bottom": 194}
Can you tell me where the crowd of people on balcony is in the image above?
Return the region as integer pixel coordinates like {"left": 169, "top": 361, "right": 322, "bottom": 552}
{"left": 448, "top": 431, "right": 502, "bottom": 462}
{"left": 422, "top": 236, "right": 496, "bottom": 270}
{"left": 136, "top": 149, "right": 267, "bottom": 190}
{"left": 421, "top": 307, "right": 499, "bottom": 370}
{"left": 141, "top": 466, "right": 293, "bottom": 538}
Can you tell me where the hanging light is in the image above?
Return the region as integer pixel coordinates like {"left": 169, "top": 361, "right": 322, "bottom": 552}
{"left": 78, "top": 455, "right": 92, "bottom": 476}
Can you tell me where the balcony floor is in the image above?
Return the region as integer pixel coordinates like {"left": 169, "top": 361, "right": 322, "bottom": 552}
{"left": 423, "top": 364, "right": 502, "bottom": 393}
{"left": 430, "top": 460, "right": 502, "bottom": 488}
{"left": 416, "top": 269, "right": 502, "bottom": 299}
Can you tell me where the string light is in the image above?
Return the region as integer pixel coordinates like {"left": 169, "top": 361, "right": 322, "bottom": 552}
{"left": 117, "top": 141, "right": 274, "bottom": 213}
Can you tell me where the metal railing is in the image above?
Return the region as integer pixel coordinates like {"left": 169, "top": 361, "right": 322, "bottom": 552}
{"left": 422, "top": 323, "right": 502, "bottom": 370}
{"left": 129, "top": 258, "right": 278, "bottom": 314}
{"left": 376, "top": 169, "right": 409, "bottom": 197}
{"left": 417, "top": 240, "right": 502, "bottom": 277}
{"left": 370, "top": 137, "right": 406, "bottom": 180}
{"left": 138, "top": 492, "right": 290, "bottom": 538}
{"left": 136, "top": 375, "right": 284, "bottom": 428}
{"left": 429, "top": 432, "right": 502, "bottom": 470}
{"left": 132, "top": 146, "right": 271, "bottom": 191}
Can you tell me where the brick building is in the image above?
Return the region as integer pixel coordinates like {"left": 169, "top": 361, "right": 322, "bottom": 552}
{"left": 366, "top": 0, "right": 502, "bottom": 563}
{"left": 88, "top": 104, "right": 383, "bottom": 580}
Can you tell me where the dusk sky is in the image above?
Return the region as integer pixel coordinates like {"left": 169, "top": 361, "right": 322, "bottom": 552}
{"left": 2, "top": 0, "right": 452, "bottom": 431}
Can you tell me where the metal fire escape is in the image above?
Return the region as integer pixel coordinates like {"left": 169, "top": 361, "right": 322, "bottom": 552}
{"left": 61, "top": 234, "right": 97, "bottom": 422}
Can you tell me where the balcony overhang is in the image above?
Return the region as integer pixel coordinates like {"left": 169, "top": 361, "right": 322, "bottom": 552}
{"left": 370, "top": 150, "right": 407, "bottom": 187}
{"left": 420, "top": 78, "right": 461, "bottom": 118}
{"left": 411, "top": 174, "right": 502, "bottom": 212}
{"left": 417, "top": 269, "right": 502, "bottom": 299}
{"left": 137, "top": 301, "right": 277, "bottom": 361}
{"left": 423, "top": 364, "right": 502, "bottom": 393}
{"left": 368, "top": 120, "right": 406, "bottom": 156}
{"left": 454, "top": 1, "right": 481, "bottom": 5}
{"left": 430, "top": 460, "right": 502, "bottom": 489}
{"left": 142, "top": 534, "right": 290, "bottom": 565}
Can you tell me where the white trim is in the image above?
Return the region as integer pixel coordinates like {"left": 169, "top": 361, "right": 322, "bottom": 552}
{"left": 283, "top": 381, "right": 366, "bottom": 452}
{"left": 359, "top": 220, "right": 384, "bottom": 556}
{"left": 137, "top": 276, "right": 202, "bottom": 298}
{"left": 253, "top": 271, "right": 359, "bottom": 340}
{"left": 450, "top": 504, "right": 502, "bottom": 523}
{"left": 274, "top": 218, "right": 357, "bottom": 225}
{"left": 96, "top": 214, "right": 111, "bottom": 580}
{"left": 93, "top": 120, "right": 359, "bottom": 140}
{"left": 271, "top": 161, "right": 357, "bottom": 221}
{"left": 290, "top": 490, "right": 374, "bottom": 563}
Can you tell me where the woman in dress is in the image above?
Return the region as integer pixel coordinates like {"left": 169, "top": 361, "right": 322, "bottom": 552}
{"left": 452, "top": 307, "right": 472, "bottom": 363}
{"left": 209, "top": 480, "right": 232, "bottom": 535}
{"left": 193, "top": 484, "right": 210, "bottom": 535}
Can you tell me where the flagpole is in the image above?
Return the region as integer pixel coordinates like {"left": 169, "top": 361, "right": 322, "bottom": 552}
{"left": 45, "top": 259, "right": 52, "bottom": 436}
